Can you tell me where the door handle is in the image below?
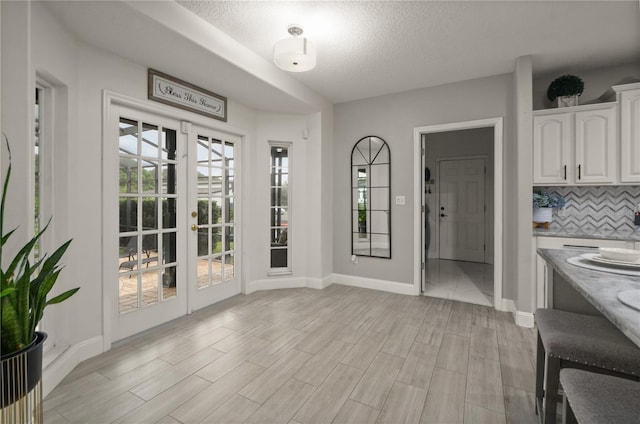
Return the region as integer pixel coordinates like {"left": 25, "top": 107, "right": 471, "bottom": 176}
{"left": 440, "top": 213, "right": 447, "bottom": 218}
{"left": 191, "top": 224, "right": 198, "bottom": 231}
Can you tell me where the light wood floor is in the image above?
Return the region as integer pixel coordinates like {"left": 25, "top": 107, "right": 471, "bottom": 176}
{"left": 44, "top": 285, "right": 539, "bottom": 424}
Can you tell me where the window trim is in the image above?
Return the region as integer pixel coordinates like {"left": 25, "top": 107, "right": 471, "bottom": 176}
{"left": 268, "top": 141, "right": 292, "bottom": 275}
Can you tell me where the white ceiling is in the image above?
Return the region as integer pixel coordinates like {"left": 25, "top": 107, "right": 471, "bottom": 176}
{"left": 178, "top": 0, "right": 640, "bottom": 104}
{"left": 43, "top": 1, "right": 639, "bottom": 112}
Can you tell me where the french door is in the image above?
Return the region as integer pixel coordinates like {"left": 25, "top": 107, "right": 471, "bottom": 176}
{"left": 107, "top": 103, "right": 241, "bottom": 342}
{"left": 187, "top": 125, "right": 241, "bottom": 311}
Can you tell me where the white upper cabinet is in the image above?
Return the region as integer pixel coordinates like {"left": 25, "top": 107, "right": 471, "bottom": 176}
{"left": 574, "top": 107, "right": 616, "bottom": 184}
{"left": 533, "top": 103, "right": 616, "bottom": 185}
{"left": 615, "top": 83, "right": 640, "bottom": 183}
{"left": 533, "top": 113, "right": 571, "bottom": 184}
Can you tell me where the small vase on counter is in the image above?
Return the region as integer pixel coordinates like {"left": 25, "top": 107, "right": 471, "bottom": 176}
{"left": 533, "top": 207, "right": 553, "bottom": 228}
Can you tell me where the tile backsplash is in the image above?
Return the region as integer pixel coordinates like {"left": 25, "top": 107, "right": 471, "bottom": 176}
{"left": 535, "top": 186, "right": 640, "bottom": 232}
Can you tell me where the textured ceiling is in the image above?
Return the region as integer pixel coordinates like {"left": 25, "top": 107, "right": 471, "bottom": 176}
{"left": 179, "top": 1, "right": 640, "bottom": 103}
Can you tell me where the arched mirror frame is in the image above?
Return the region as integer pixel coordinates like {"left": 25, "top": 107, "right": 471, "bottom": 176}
{"left": 351, "top": 135, "right": 391, "bottom": 259}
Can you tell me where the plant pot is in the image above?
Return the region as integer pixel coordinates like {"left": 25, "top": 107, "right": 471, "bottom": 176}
{"left": 1, "top": 331, "right": 47, "bottom": 408}
{"left": 533, "top": 207, "right": 553, "bottom": 223}
{"left": 554, "top": 95, "right": 579, "bottom": 108}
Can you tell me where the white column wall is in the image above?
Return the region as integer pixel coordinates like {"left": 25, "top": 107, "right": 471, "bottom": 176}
{"left": 514, "top": 56, "right": 534, "bottom": 316}
{"left": 246, "top": 112, "right": 329, "bottom": 292}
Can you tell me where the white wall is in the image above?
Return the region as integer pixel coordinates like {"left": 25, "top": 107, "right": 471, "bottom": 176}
{"left": 333, "top": 74, "right": 516, "bottom": 295}
{"left": 424, "top": 128, "right": 494, "bottom": 264}
{"left": 246, "top": 112, "right": 327, "bottom": 291}
{"left": 1, "top": 1, "right": 33, "bottom": 265}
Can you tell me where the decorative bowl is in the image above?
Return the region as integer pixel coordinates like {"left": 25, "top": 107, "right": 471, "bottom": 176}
{"left": 599, "top": 247, "right": 640, "bottom": 263}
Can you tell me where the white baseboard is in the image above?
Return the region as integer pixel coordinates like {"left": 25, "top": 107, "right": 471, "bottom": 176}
{"left": 42, "top": 335, "right": 104, "bottom": 398}
{"left": 497, "top": 298, "right": 534, "bottom": 328}
{"left": 306, "top": 276, "right": 332, "bottom": 290}
{"left": 246, "top": 275, "right": 333, "bottom": 294}
{"left": 330, "top": 273, "right": 418, "bottom": 296}
{"left": 515, "top": 311, "right": 535, "bottom": 328}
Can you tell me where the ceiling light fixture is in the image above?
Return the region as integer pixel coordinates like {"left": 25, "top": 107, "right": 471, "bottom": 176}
{"left": 273, "top": 25, "right": 316, "bottom": 72}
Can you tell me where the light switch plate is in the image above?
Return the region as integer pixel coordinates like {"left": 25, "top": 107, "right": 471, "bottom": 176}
{"left": 395, "top": 195, "right": 405, "bottom": 206}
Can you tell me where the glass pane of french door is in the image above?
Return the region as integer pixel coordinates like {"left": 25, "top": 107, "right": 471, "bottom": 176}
{"left": 194, "top": 134, "right": 235, "bottom": 289}
{"left": 118, "top": 117, "right": 178, "bottom": 313}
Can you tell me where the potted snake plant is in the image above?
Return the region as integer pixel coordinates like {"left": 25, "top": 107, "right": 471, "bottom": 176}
{"left": 0, "top": 140, "right": 79, "bottom": 412}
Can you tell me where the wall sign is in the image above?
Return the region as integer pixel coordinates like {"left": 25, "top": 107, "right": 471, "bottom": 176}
{"left": 148, "top": 69, "right": 227, "bottom": 122}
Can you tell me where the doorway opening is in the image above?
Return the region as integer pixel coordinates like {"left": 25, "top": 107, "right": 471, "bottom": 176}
{"left": 413, "top": 118, "right": 503, "bottom": 308}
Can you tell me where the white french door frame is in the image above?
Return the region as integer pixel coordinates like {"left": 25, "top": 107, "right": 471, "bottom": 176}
{"left": 101, "top": 91, "right": 247, "bottom": 350}
{"left": 435, "top": 155, "right": 487, "bottom": 263}
{"left": 413, "top": 117, "right": 504, "bottom": 309}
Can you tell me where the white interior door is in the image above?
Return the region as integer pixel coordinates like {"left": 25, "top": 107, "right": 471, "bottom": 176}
{"left": 187, "top": 125, "right": 241, "bottom": 311}
{"left": 109, "top": 105, "right": 187, "bottom": 342}
{"left": 439, "top": 158, "right": 486, "bottom": 262}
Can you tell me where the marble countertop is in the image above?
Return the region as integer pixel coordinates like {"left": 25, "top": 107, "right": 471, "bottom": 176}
{"left": 537, "top": 248, "right": 640, "bottom": 348}
{"left": 533, "top": 227, "right": 640, "bottom": 241}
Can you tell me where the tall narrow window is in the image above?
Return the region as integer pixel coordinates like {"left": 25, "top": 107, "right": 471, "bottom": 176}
{"left": 269, "top": 143, "right": 290, "bottom": 270}
{"left": 34, "top": 88, "right": 42, "bottom": 261}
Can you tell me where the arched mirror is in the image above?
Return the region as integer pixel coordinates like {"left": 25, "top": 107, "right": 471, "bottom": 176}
{"left": 351, "top": 136, "right": 391, "bottom": 258}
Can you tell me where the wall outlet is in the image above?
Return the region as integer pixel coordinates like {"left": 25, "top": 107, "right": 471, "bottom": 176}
{"left": 395, "top": 195, "right": 405, "bottom": 206}
{"left": 557, "top": 207, "right": 566, "bottom": 217}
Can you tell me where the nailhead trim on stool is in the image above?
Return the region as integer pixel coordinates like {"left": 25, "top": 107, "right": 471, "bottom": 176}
{"left": 535, "top": 309, "right": 640, "bottom": 424}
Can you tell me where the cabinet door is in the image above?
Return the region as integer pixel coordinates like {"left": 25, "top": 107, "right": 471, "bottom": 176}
{"left": 533, "top": 114, "right": 571, "bottom": 184}
{"left": 575, "top": 107, "right": 616, "bottom": 184}
{"left": 619, "top": 89, "right": 640, "bottom": 183}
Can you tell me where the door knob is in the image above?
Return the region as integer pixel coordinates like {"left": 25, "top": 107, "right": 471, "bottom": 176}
{"left": 440, "top": 207, "right": 445, "bottom": 211}
{"left": 440, "top": 213, "right": 447, "bottom": 218}
{"left": 191, "top": 211, "right": 197, "bottom": 218}
{"left": 191, "top": 224, "right": 198, "bottom": 231}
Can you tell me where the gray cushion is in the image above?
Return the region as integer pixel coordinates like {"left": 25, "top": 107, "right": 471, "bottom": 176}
{"left": 535, "top": 309, "right": 640, "bottom": 376}
{"left": 560, "top": 369, "right": 640, "bottom": 424}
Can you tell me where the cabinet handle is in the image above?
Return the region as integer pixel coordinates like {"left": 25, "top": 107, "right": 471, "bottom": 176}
{"left": 578, "top": 164, "right": 581, "bottom": 180}
{"left": 563, "top": 165, "right": 567, "bottom": 180}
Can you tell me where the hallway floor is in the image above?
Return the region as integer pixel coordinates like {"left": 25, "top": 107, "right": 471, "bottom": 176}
{"left": 44, "top": 285, "right": 537, "bottom": 424}
{"left": 424, "top": 259, "right": 494, "bottom": 307}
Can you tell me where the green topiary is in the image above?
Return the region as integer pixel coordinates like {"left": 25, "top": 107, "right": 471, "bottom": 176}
{"left": 547, "top": 74, "right": 584, "bottom": 102}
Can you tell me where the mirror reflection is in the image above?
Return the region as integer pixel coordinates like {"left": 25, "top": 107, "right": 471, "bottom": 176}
{"left": 351, "top": 136, "right": 391, "bottom": 258}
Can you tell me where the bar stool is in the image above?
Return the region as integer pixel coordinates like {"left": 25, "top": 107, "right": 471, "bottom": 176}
{"left": 535, "top": 308, "right": 640, "bottom": 424}
{"left": 560, "top": 368, "right": 640, "bottom": 424}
